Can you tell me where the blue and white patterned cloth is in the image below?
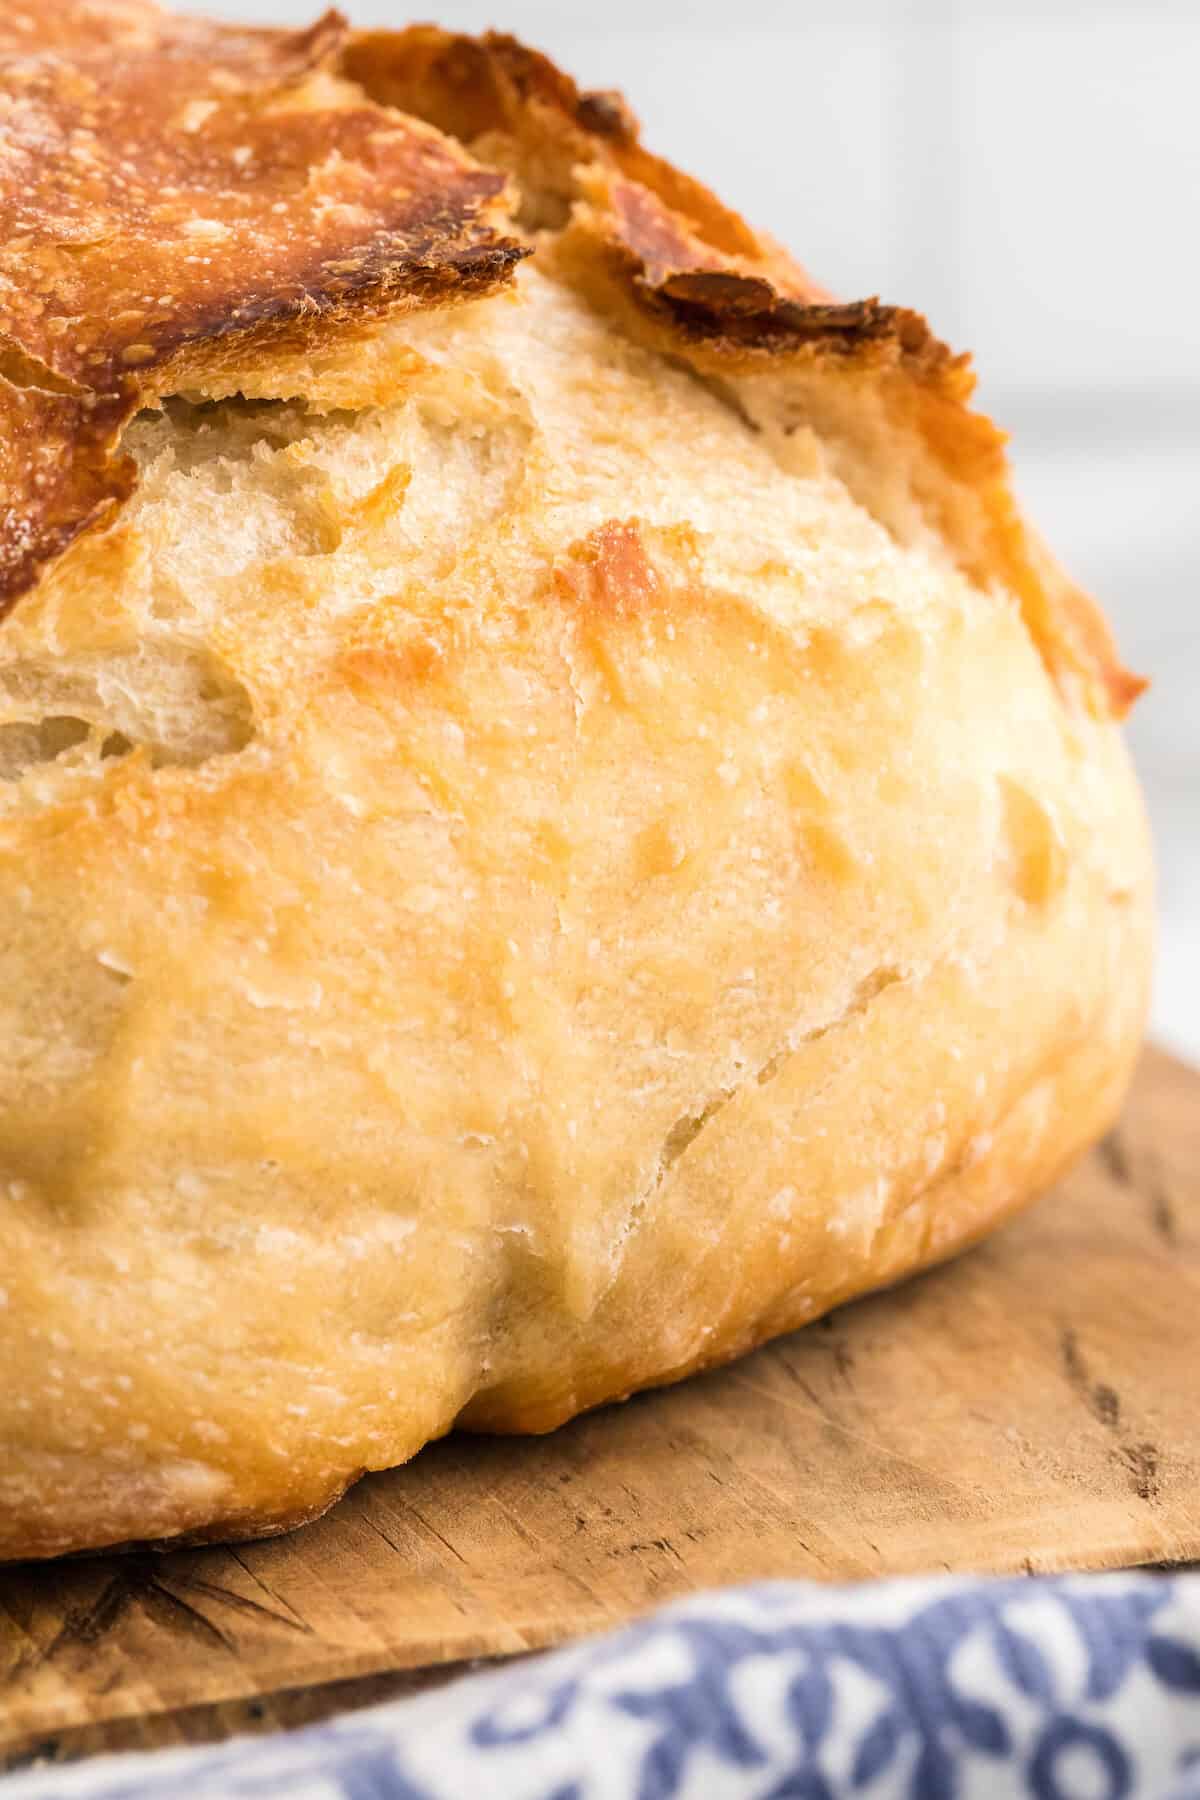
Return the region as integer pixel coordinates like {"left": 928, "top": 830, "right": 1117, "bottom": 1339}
{"left": 8, "top": 1573, "right": 1200, "bottom": 1799}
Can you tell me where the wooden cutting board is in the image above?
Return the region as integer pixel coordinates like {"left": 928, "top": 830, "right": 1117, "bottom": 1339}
{"left": 2, "top": 1044, "right": 1198, "bottom": 1772}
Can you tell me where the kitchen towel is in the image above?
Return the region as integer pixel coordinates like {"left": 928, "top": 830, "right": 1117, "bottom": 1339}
{"left": 6, "top": 1571, "right": 1200, "bottom": 1798}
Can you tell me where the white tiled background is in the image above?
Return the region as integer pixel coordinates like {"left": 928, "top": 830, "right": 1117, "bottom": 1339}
{"left": 187, "top": 0, "right": 1200, "bottom": 1061}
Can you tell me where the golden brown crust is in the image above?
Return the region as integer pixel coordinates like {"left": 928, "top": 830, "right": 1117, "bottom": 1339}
{"left": 0, "top": 7, "right": 518, "bottom": 395}
{"left": 345, "top": 25, "right": 1143, "bottom": 719}
{"left": 0, "top": 376, "right": 134, "bottom": 603}
{"left": 8, "top": 1470, "right": 357, "bottom": 1564}
{"left": 342, "top": 25, "right": 785, "bottom": 265}
{"left": 3, "top": 9, "right": 1143, "bottom": 716}
{"left": 0, "top": 1, "right": 525, "bottom": 615}
{"left": 0, "top": 0, "right": 164, "bottom": 53}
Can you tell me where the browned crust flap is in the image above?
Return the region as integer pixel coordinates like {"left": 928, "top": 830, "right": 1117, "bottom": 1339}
{"left": 346, "top": 26, "right": 1143, "bottom": 719}
{"left": 0, "top": 375, "right": 134, "bottom": 603}
{"left": 565, "top": 170, "right": 1142, "bottom": 718}
{"left": 0, "top": 0, "right": 526, "bottom": 614}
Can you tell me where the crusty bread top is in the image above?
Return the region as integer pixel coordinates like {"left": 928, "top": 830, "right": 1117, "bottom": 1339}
{"left": 0, "top": 1, "right": 522, "bottom": 609}
{"left": 1, "top": 1, "right": 1141, "bottom": 716}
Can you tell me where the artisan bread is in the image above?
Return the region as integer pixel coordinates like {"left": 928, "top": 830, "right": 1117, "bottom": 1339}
{"left": 0, "top": 2, "right": 1152, "bottom": 1560}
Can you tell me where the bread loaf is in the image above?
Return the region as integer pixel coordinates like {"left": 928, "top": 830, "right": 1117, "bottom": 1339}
{"left": 0, "top": 1, "right": 1152, "bottom": 1560}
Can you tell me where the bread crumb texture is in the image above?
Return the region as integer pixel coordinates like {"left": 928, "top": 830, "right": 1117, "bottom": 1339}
{"left": 0, "top": 2, "right": 1151, "bottom": 1559}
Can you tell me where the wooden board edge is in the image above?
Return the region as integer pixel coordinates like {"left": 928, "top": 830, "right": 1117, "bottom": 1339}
{"left": 7, "top": 1537, "right": 1200, "bottom": 1759}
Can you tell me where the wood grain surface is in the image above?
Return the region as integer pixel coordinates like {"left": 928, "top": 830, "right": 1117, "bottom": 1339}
{"left": 2, "top": 1044, "right": 1197, "bottom": 1772}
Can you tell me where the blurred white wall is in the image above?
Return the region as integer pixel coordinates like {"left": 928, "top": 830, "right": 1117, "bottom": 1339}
{"left": 183, "top": 0, "right": 1200, "bottom": 1060}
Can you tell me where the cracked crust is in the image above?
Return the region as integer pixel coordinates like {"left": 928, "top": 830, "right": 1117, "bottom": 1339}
{"left": 0, "top": 0, "right": 524, "bottom": 613}
{"left": 0, "top": 11, "right": 1152, "bottom": 1561}
{"left": 2, "top": 8, "right": 1141, "bottom": 717}
{"left": 346, "top": 25, "right": 1143, "bottom": 719}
